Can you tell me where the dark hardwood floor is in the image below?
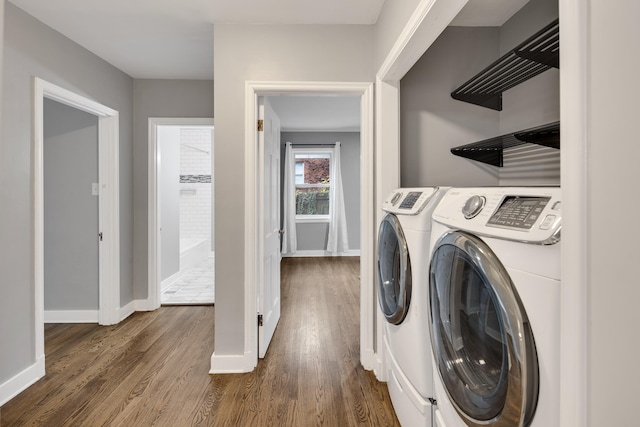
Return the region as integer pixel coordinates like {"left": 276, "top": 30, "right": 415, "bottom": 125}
{"left": 1, "top": 257, "right": 400, "bottom": 426}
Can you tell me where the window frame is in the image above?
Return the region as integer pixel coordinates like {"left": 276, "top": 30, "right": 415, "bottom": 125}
{"left": 291, "top": 147, "right": 333, "bottom": 223}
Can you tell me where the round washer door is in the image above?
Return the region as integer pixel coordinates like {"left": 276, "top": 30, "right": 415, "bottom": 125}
{"left": 376, "top": 213, "right": 411, "bottom": 325}
{"left": 429, "top": 231, "right": 539, "bottom": 427}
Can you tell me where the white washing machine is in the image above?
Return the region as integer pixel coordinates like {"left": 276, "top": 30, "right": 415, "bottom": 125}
{"left": 377, "top": 187, "right": 449, "bottom": 427}
{"left": 427, "top": 187, "right": 561, "bottom": 427}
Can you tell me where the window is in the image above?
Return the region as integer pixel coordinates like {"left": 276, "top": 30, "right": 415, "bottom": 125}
{"left": 293, "top": 150, "right": 331, "bottom": 221}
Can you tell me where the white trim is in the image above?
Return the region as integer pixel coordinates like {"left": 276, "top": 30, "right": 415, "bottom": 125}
{"left": 295, "top": 216, "right": 330, "bottom": 224}
{"left": 376, "top": 0, "right": 468, "bottom": 81}
{"left": 119, "top": 300, "right": 138, "bottom": 322}
{"left": 238, "top": 81, "right": 374, "bottom": 374}
{"left": 98, "top": 112, "right": 120, "bottom": 326}
{"left": 0, "top": 356, "right": 45, "bottom": 407}
{"left": 44, "top": 310, "right": 99, "bottom": 323}
{"left": 117, "top": 299, "right": 155, "bottom": 323}
{"left": 147, "top": 117, "right": 214, "bottom": 311}
{"left": 373, "top": 78, "right": 401, "bottom": 381}
{"left": 33, "top": 78, "right": 120, "bottom": 391}
{"left": 210, "top": 352, "right": 255, "bottom": 374}
{"left": 373, "top": 0, "right": 469, "bottom": 380}
{"left": 122, "top": 299, "right": 154, "bottom": 321}
{"left": 282, "top": 250, "right": 361, "bottom": 258}
{"left": 358, "top": 83, "right": 375, "bottom": 372}
{"left": 559, "top": 0, "right": 588, "bottom": 425}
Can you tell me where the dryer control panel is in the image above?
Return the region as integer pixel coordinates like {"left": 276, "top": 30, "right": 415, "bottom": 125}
{"left": 382, "top": 187, "right": 439, "bottom": 215}
{"left": 433, "top": 187, "right": 561, "bottom": 244}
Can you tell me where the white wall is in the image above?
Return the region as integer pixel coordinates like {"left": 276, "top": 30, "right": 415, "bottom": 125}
{"left": 179, "top": 128, "right": 213, "bottom": 244}
{"left": 213, "top": 24, "right": 374, "bottom": 355}
{"left": 374, "top": 0, "right": 422, "bottom": 71}
{"left": 586, "top": 1, "right": 640, "bottom": 425}
{"left": 159, "top": 126, "right": 180, "bottom": 282}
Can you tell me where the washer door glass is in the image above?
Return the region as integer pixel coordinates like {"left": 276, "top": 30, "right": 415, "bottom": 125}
{"left": 377, "top": 214, "right": 411, "bottom": 325}
{"left": 429, "top": 231, "right": 539, "bottom": 427}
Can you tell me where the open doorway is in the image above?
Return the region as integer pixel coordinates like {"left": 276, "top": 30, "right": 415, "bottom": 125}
{"left": 33, "top": 78, "right": 120, "bottom": 376}
{"left": 43, "top": 98, "right": 100, "bottom": 321}
{"left": 148, "top": 118, "right": 214, "bottom": 307}
{"left": 235, "top": 81, "right": 374, "bottom": 372}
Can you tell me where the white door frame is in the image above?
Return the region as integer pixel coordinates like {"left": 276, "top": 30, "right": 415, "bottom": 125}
{"left": 33, "top": 77, "right": 120, "bottom": 367}
{"left": 243, "top": 81, "right": 374, "bottom": 372}
{"left": 147, "top": 117, "right": 214, "bottom": 309}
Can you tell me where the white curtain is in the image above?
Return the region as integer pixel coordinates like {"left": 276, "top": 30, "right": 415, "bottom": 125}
{"left": 282, "top": 142, "right": 297, "bottom": 255}
{"left": 327, "top": 142, "right": 349, "bottom": 254}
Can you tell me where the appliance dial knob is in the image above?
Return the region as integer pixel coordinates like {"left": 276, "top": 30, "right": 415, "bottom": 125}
{"left": 462, "top": 195, "right": 486, "bottom": 219}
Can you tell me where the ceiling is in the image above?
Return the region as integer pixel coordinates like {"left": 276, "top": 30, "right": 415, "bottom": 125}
{"left": 268, "top": 96, "right": 361, "bottom": 132}
{"left": 9, "top": 0, "right": 386, "bottom": 80}
{"left": 8, "top": 0, "right": 528, "bottom": 131}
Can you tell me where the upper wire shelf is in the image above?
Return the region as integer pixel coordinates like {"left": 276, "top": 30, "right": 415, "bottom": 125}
{"left": 451, "top": 19, "right": 559, "bottom": 111}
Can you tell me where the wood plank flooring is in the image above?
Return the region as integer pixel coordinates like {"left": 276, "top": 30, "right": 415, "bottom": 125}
{"left": 1, "top": 257, "right": 400, "bottom": 426}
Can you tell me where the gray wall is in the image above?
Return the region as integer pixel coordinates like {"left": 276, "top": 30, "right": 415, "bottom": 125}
{"left": 499, "top": 0, "right": 559, "bottom": 135}
{"left": 131, "top": 79, "right": 214, "bottom": 299}
{"left": 159, "top": 126, "right": 181, "bottom": 281}
{"left": 1, "top": 2, "right": 134, "bottom": 385}
{"left": 213, "top": 23, "right": 374, "bottom": 355}
{"left": 400, "top": 0, "right": 559, "bottom": 187}
{"left": 280, "top": 132, "right": 361, "bottom": 252}
{"left": 43, "top": 99, "right": 99, "bottom": 310}
{"left": 400, "top": 26, "right": 501, "bottom": 187}
{"left": 497, "top": 0, "right": 560, "bottom": 186}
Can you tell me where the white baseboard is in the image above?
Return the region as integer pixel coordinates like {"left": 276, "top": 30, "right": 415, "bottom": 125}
{"left": 283, "top": 249, "right": 361, "bottom": 258}
{"left": 44, "top": 310, "right": 99, "bottom": 323}
{"left": 209, "top": 351, "right": 255, "bottom": 374}
{"left": 118, "top": 300, "right": 136, "bottom": 322}
{"left": 134, "top": 298, "right": 156, "bottom": 312}
{"left": 0, "top": 355, "right": 45, "bottom": 407}
{"left": 118, "top": 299, "right": 156, "bottom": 323}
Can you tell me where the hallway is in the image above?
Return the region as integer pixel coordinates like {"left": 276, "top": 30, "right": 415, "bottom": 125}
{"left": 1, "top": 257, "right": 399, "bottom": 426}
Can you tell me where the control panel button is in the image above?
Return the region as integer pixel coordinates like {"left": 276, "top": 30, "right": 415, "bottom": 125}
{"left": 462, "top": 195, "right": 486, "bottom": 219}
{"left": 552, "top": 201, "right": 561, "bottom": 210}
{"left": 539, "top": 214, "right": 557, "bottom": 230}
{"left": 390, "top": 192, "right": 402, "bottom": 206}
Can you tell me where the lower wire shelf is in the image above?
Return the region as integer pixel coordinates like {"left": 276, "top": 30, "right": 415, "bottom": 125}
{"left": 451, "top": 122, "right": 559, "bottom": 167}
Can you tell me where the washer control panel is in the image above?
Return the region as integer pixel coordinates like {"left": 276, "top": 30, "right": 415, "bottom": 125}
{"left": 486, "top": 196, "right": 550, "bottom": 230}
{"left": 433, "top": 187, "right": 561, "bottom": 244}
{"left": 382, "top": 187, "right": 439, "bottom": 215}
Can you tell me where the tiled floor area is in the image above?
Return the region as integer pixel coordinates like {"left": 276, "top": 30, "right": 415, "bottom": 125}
{"left": 161, "top": 257, "right": 214, "bottom": 305}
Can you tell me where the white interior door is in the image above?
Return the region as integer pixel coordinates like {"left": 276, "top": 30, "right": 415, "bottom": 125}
{"left": 258, "top": 97, "right": 281, "bottom": 357}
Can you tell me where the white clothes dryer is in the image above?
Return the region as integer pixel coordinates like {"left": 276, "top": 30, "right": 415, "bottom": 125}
{"left": 427, "top": 187, "right": 561, "bottom": 427}
{"left": 377, "top": 187, "right": 449, "bottom": 427}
